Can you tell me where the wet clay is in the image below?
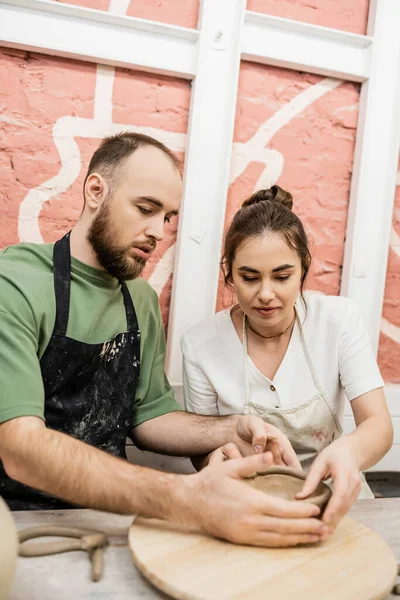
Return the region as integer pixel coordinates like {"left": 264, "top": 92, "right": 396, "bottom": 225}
{"left": 246, "top": 466, "right": 332, "bottom": 515}
{"left": 0, "top": 496, "right": 18, "bottom": 600}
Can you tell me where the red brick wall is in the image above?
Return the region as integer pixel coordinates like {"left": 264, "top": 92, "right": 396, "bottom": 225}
{"left": 2, "top": 0, "right": 399, "bottom": 381}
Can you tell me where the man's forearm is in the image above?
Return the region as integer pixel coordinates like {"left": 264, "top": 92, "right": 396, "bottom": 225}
{"left": 0, "top": 417, "right": 328, "bottom": 548}
{"left": 0, "top": 417, "right": 187, "bottom": 519}
{"left": 133, "top": 411, "right": 237, "bottom": 456}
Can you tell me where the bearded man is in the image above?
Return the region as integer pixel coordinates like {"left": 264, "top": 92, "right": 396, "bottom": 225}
{"left": 0, "top": 132, "right": 328, "bottom": 548}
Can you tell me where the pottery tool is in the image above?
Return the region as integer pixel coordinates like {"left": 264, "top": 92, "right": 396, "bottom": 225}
{"left": 18, "top": 526, "right": 108, "bottom": 582}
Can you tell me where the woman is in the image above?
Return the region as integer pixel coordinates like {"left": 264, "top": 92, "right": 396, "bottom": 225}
{"left": 181, "top": 186, "right": 393, "bottom": 529}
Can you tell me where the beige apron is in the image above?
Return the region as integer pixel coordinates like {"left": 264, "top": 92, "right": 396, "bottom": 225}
{"left": 242, "top": 312, "right": 374, "bottom": 499}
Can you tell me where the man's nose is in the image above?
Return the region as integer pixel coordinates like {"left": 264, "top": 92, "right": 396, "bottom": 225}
{"left": 146, "top": 217, "right": 165, "bottom": 242}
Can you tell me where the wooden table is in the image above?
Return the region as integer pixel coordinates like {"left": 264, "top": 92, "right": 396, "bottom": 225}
{"left": 9, "top": 499, "right": 400, "bottom": 600}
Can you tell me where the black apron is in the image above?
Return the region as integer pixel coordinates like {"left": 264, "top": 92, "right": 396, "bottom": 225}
{"left": 0, "top": 232, "right": 141, "bottom": 510}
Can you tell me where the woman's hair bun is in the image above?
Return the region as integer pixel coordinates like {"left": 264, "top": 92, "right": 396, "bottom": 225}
{"left": 241, "top": 185, "right": 293, "bottom": 210}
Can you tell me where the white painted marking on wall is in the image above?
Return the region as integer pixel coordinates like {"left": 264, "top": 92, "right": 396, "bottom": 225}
{"left": 108, "top": 0, "right": 131, "bottom": 16}
{"left": 94, "top": 65, "right": 115, "bottom": 123}
{"left": 18, "top": 121, "right": 82, "bottom": 243}
{"left": 381, "top": 317, "right": 400, "bottom": 344}
{"left": 148, "top": 244, "right": 176, "bottom": 295}
{"left": 18, "top": 116, "right": 185, "bottom": 244}
{"left": 229, "top": 78, "right": 342, "bottom": 190}
{"left": 390, "top": 226, "right": 400, "bottom": 259}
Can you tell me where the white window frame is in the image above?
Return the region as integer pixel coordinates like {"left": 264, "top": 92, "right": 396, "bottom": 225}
{"left": 1, "top": 0, "right": 400, "bottom": 444}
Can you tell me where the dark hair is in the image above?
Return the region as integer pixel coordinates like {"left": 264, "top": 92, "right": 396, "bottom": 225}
{"left": 221, "top": 185, "right": 311, "bottom": 303}
{"left": 83, "top": 131, "right": 180, "bottom": 198}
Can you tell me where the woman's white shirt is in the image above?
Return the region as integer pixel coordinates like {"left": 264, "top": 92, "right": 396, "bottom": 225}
{"left": 181, "top": 293, "right": 384, "bottom": 424}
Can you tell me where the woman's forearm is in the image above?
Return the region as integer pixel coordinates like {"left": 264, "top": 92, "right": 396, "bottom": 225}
{"left": 346, "top": 415, "right": 393, "bottom": 471}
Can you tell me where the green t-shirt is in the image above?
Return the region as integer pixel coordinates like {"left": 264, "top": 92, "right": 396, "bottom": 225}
{"left": 0, "top": 241, "right": 182, "bottom": 428}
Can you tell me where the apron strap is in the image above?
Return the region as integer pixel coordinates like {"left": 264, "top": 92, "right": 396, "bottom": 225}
{"left": 120, "top": 281, "right": 139, "bottom": 332}
{"left": 52, "top": 232, "right": 72, "bottom": 337}
{"left": 52, "top": 232, "right": 139, "bottom": 336}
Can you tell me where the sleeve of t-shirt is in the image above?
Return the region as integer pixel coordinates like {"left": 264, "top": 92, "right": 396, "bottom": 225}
{"left": 338, "top": 298, "right": 384, "bottom": 401}
{"left": 131, "top": 297, "right": 182, "bottom": 428}
{"left": 181, "top": 332, "right": 219, "bottom": 415}
{"left": 0, "top": 289, "right": 45, "bottom": 424}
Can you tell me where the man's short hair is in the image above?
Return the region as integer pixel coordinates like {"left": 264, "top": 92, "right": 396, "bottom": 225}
{"left": 83, "top": 131, "right": 180, "bottom": 198}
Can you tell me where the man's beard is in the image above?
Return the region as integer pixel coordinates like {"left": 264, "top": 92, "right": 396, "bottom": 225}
{"left": 87, "top": 199, "right": 146, "bottom": 281}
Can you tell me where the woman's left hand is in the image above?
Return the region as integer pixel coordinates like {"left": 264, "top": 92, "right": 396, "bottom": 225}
{"left": 295, "top": 437, "right": 362, "bottom": 529}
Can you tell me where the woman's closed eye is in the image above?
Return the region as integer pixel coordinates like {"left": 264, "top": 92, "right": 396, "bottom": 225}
{"left": 241, "top": 275, "right": 291, "bottom": 283}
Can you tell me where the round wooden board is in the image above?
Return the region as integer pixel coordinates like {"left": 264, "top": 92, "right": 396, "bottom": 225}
{"left": 129, "top": 516, "right": 397, "bottom": 600}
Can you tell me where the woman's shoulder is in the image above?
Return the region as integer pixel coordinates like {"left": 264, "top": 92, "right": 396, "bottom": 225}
{"left": 181, "top": 309, "right": 233, "bottom": 352}
{"left": 301, "top": 292, "right": 359, "bottom": 326}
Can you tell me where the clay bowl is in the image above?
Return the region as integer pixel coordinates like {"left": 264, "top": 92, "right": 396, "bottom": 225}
{"left": 245, "top": 466, "right": 332, "bottom": 517}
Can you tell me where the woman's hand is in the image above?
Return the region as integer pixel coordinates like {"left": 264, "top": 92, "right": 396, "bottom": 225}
{"left": 182, "top": 452, "right": 331, "bottom": 547}
{"left": 194, "top": 415, "right": 301, "bottom": 470}
{"left": 232, "top": 415, "right": 302, "bottom": 469}
{"left": 296, "top": 437, "right": 362, "bottom": 529}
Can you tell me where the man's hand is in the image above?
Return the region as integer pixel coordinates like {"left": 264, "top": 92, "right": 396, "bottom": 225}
{"left": 230, "top": 415, "right": 302, "bottom": 469}
{"left": 296, "top": 437, "right": 362, "bottom": 529}
{"left": 179, "top": 452, "right": 330, "bottom": 547}
{"left": 207, "top": 443, "right": 242, "bottom": 465}
{"left": 132, "top": 412, "right": 301, "bottom": 470}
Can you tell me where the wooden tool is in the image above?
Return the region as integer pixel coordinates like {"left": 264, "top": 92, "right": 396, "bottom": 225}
{"left": 129, "top": 515, "right": 397, "bottom": 600}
